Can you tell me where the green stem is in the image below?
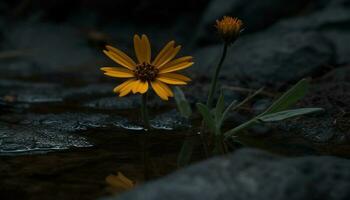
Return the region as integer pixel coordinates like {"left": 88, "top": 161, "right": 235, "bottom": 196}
{"left": 224, "top": 117, "right": 259, "bottom": 139}
{"left": 206, "top": 43, "right": 228, "bottom": 109}
{"left": 140, "top": 94, "right": 150, "bottom": 180}
{"left": 142, "top": 133, "right": 149, "bottom": 181}
{"left": 200, "top": 43, "right": 229, "bottom": 156}
{"left": 141, "top": 93, "right": 150, "bottom": 130}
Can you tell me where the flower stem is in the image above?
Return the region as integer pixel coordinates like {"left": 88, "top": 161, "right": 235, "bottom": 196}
{"left": 141, "top": 93, "right": 150, "bottom": 130}
{"left": 199, "top": 43, "right": 228, "bottom": 156}
{"left": 206, "top": 43, "right": 228, "bottom": 109}
{"left": 140, "top": 93, "right": 150, "bottom": 180}
{"left": 142, "top": 133, "right": 150, "bottom": 181}
{"left": 224, "top": 117, "right": 258, "bottom": 138}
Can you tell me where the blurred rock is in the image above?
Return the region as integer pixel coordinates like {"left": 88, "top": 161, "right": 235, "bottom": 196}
{"left": 0, "top": 121, "right": 91, "bottom": 154}
{"left": 194, "top": 31, "right": 333, "bottom": 88}
{"left": 277, "top": 69, "right": 350, "bottom": 144}
{"left": 0, "top": 112, "right": 138, "bottom": 154}
{"left": 272, "top": 7, "right": 350, "bottom": 64}
{"left": 313, "top": 0, "right": 350, "bottom": 9}
{"left": 0, "top": 21, "right": 99, "bottom": 78}
{"left": 106, "top": 148, "right": 350, "bottom": 200}
{"left": 0, "top": 79, "right": 63, "bottom": 104}
{"left": 150, "top": 109, "right": 191, "bottom": 130}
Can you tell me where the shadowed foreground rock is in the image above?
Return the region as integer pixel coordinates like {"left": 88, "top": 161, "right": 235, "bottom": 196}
{"left": 105, "top": 148, "right": 350, "bottom": 200}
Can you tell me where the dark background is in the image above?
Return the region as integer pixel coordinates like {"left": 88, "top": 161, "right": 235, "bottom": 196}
{"left": 1, "top": 1, "right": 350, "bottom": 200}
{"left": 0, "top": 0, "right": 349, "bottom": 88}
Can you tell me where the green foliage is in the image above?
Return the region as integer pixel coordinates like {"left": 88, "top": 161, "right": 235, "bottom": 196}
{"left": 214, "top": 92, "right": 226, "bottom": 123}
{"left": 178, "top": 78, "right": 324, "bottom": 166}
{"left": 263, "top": 79, "right": 309, "bottom": 115}
{"left": 174, "top": 87, "right": 192, "bottom": 118}
{"left": 258, "top": 108, "right": 324, "bottom": 122}
{"left": 174, "top": 86, "right": 194, "bottom": 167}
{"left": 196, "top": 103, "right": 216, "bottom": 133}
{"left": 224, "top": 79, "right": 323, "bottom": 138}
{"left": 197, "top": 93, "right": 237, "bottom": 153}
{"left": 177, "top": 138, "right": 195, "bottom": 168}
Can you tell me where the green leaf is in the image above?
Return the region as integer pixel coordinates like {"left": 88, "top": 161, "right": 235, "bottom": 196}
{"left": 263, "top": 79, "right": 309, "bottom": 115}
{"left": 196, "top": 103, "right": 216, "bottom": 133}
{"left": 177, "top": 138, "right": 195, "bottom": 168}
{"left": 258, "top": 108, "right": 324, "bottom": 122}
{"left": 215, "top": 92, "right": 225, "bottom": 123}
{"left": 174, "top": 87, "right": 192, "bottom": 118}
{"left": 224, "top": 118, "right": 258, "bottom": 138}
{"left": 218, "top": 99, "right": 237, "bottom": 127}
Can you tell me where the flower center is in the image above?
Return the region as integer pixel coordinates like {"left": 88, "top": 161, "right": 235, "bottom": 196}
{"left": 134, "top": 62, "right": 159, "bottom": 82}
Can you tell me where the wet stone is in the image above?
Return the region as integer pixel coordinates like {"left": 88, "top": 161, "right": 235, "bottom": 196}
{"left": 275, "top": 74, "right": 350, "bottom": 144}
{"left": 0, "top": 108, "right": 193, "bottom": 154}
{"left": 18, "top": 113, "right": 113, "bottom": 132}
{"left": 277, "top": 115, "right": 342, "bottom": 143}
{"left": 107, "top": 148, "right": 350, "bottom": 200}
{"left": 84, "top": 96, "right": 139, "bottom": 110}
{"left": 0, "top": 112, "right": 121, "bottom": 154}
{"left": 150, "top": 109, "right": 191, "bottom": 131}
{"left": 0, "top": 122, "right": 91, "bottom": 155}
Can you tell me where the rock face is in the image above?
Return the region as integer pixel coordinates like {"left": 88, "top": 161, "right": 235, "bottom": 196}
{"left": 277, "top": 66, "right": 350, "bottom": 144}
{"left": 271, "top": 7, "right": 350, "bottom": 65}
{"left": 194, "top": 31, "right": 334, "bottom": 88}
{"left": 106, "top": 148, "right": 350, "bottom": 200}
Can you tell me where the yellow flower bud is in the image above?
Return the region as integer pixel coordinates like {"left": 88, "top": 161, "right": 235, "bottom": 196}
{"left": 215, "top": 16, "right": 243, "bottom": 44}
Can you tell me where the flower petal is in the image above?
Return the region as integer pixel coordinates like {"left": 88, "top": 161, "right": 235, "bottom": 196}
{"left": 134, "top": 34, "right": 151, "bottom": 64}
{"left": 119, "top": 79, "right": 139, "bottom": 97}
{"left": 159, "top": 61, "right": 194, "bottom": 74}
{"left": 159, "top": 56, "right": 192, "bottom": 70}
{"left": 157, "top": 81, "right": 174, "bottom": 97}
{"left": 132, "top": 80, "right": 142, "bottom": 94}
{"left": 105, "top": 45, "right": 137, "bottom": 69}
{"left": 157, "top": 73, "right": 191, "bottom": 85}
{"left": 101, "top": 67, "right": 135, "bottom": 78}
{"left": 113, "top": 79, "right": 136, "bottom": 93}
{"left": 103, "top": 49, "right": 136, "bottom": 70}
{"left": 151, "top": 80, "right": 169, "bottom": 100}
{"left": 152, "top": 41, "right": 175, "bottom": 67}
{"left": 137, "top": 81, "right": 149, "bottom": 94}
{"left": 142, "top": 34, "right": 151, "bottom": 63}
{"left": 156, "top": 45, "right": 181, "bottom": 68}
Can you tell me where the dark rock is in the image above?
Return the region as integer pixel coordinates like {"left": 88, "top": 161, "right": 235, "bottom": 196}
{"left": 276, "top": 69, "right": 350, "bottom": 144}
{"left": 83, "top": 96, "right": 140, "bottom": 110}
{"left": 0, "top": 79, "right": 64, "bottom": 104}
{"left": 0, "top": 21, "right": 99, "bottom": 78}
{"left": 272, "top": 7, "right": 350, "bottom": 64}
{"left": 278, "top": 114, "right": 343, "bottom": 143}
{"left": 0, "top": 112, "right": 125, "bottom": 154}
{"left": 0, "top": 121, "right": 91, "bottom": 155}
{"left": 320, "top": 66, "right": 350, "bottom": 82}
{"left": 105, "top": 148, "right": 350, "bottom": 200}
{"left": 150, "top": 109, "right": 191, "bottom": 130}
{"left": 312, "top": 0, "right": 350, "bottom": 9}
{"left": 194, "top": 31, "right": 333, "bottom": 88}
{"left": 18, "top": 113, "right": 112, "bottom": 131}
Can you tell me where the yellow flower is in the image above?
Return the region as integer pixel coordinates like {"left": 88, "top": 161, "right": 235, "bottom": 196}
{"left": 215, "top": 16, "right": 243, "bottom": 44}
{"left": 106, "top": 171, "right": 135, "bottom": 193}
{"left": 101, "top": 34, "right": 193, "bottom": 100}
